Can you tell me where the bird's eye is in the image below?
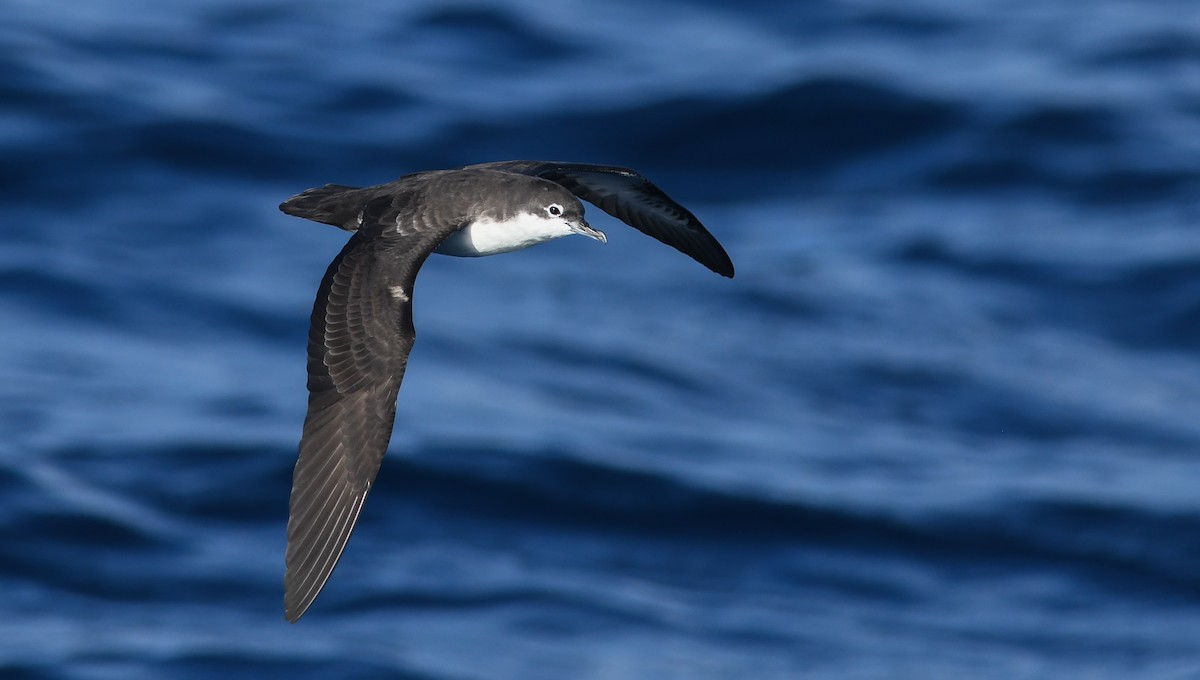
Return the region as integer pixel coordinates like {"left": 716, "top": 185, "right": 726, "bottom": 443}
{"left": 547, "top": 204, "right": 563, "bottom": 217}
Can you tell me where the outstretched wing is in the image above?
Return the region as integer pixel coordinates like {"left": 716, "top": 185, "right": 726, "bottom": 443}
{"left": 469, "top": 160, "right": 734, "bottom": 277}
{"left": 285, "top": 194, "right": 452, "bottom": 622}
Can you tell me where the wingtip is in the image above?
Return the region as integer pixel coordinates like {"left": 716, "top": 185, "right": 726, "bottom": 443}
{"left": 713, "top": 251, "right": 735, "bottom": 278}
{"left": 707, "top": 251, "right": 735, "bottom": 278}
{"left": 283, "top": 581, "right": 311, "bottom": 623}
{"left": 284, "top": 578, "right": 319, "bottom": 623}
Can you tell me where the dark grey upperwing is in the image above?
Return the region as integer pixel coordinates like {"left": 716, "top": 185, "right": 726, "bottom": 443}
{"left": 284, "top": 193, "right": 457, "bottom": 622}
{"left": 469, "top": 160, "right": 734, "bottom": 277}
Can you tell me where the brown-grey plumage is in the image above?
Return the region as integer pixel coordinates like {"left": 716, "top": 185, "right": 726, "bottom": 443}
{"left": 282, "top": 161, "right": 734, "bottom": 277}
{"left": 280, "top": 162, "right": 733, "bottom": 622}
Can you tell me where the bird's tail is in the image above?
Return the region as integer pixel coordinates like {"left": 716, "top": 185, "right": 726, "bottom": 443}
{"left": 279, "top": 184, "right": 363, "bottom": 231}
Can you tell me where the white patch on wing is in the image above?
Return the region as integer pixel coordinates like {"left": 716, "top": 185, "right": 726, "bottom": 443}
{"left": 388, "top": 285, "right": 409, "bottom": 302}
{"left": 434, "top": 213, "right": 573, "bottom": 257}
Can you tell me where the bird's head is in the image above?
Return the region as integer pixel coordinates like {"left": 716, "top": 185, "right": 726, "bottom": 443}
{"left": 509, "top": 179, "right": 606, "bottom": 245}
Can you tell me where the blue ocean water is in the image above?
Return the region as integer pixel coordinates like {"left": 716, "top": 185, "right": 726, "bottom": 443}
{"left": 2, "top": 0, "right": 1200, "bottom": 677}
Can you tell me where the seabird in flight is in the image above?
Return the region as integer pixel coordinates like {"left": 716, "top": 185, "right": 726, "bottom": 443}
{"left": 278, "top": 160, "right": 734, "bottom": 621}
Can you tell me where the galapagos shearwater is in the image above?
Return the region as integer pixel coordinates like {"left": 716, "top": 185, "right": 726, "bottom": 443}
{"left": 278, "top": 160, "right": 734, "bottom": 621}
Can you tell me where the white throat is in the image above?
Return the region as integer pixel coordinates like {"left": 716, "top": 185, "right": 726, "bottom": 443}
{"left": 434, "top": 213, "right": 574, "bottom": 257}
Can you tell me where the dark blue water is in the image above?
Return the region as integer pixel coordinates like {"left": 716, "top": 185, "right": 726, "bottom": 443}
{"left": 3, "top": 0, "right": 1200, "bottom": 677}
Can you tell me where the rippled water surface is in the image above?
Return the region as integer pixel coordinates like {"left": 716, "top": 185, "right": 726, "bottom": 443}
{"left": 3, "top": 1, "right": 1200, "bottom": 678}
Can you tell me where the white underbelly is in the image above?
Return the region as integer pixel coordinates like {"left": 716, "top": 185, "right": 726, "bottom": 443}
{"left": 434, "top": 215, "right": 570, "bottom": 257}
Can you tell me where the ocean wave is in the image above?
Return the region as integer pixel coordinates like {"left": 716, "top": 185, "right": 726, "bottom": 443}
{"left": 893, "top": 237, "right": 1200, "bottom": 351}
{"left": 359, "top": 445, "right": 1200, "bottom": 594}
